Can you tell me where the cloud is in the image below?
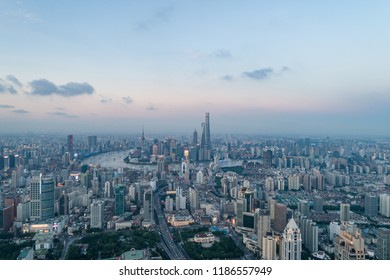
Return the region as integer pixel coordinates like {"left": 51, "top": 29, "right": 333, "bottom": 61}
{"left": 221, "top": 75, "right": 233, "bottom": 81}
{"left": 55, "top": 107, "right": 65, "bottom": 111}
{"left": 0, "top": 80, "right": 17, "bottom": 94}
{"left": 243, "top": 68, "right": 274, "bottom": 80}
{"left": 6, "top": 75, "right": 22, "bottom": 87}
{"left": 47, "top": 112, "right": 79, "bottom": 118}
{"left": 100, "top": 96, "right": 112, "bottom": 103}
{"left": 122, "top": 96, "right": 133, "bottom": 104}
{"left": 29, "top": 79, "right": 95, "bottom": 96}
{"left": 12, "top": 109, "right": 29, "bottom": 114}
{"left": 0, "top": 104, "right": 15, "bottom": 108}
{"left": 213, "top": 49, "right": 232, "bottom": 59}
{"left": 146, "top": 105, "right": 157, "bottom": 111}
{"left": 136, "top": 5, "right": 174, "bottom": 30}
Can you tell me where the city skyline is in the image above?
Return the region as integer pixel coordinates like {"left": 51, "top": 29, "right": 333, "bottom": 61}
{"left": 1, "top": 1, "right": 390, "bottom": 135}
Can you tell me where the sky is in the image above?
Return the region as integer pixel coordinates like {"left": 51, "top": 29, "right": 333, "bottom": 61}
{"left": 1, "top": 0, "right": 390, "bottom": 136}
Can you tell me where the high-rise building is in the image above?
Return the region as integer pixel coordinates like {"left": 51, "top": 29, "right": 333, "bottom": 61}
{"left": 255, "top": 209, "right": 271, "bottom": 250}
{"left": 115, "top": 184, "right": 125, "bottom": 216}
{"left": 313, "top": 196, "right": 324, "bottom": 213}
{"left": 340, "top": 203, "right": 350, "bottom": 222}
{"left": 377, "top": 228, "right": 390, "bottom": 260}
{"left": 236, "top": 199, "right": 245, "bottom": 227}
{"left": 365, "top": 194, "right": 378, "bottom": 217}
{"left": 143, "top": 187, "right": 153, "bottom": 224}
{"left": 192, "top": 129, "right": 198, "bottom": 146}
{"left": 90, "top": 200, "right": 104, "bottom": 229}
{"left": 67, "top": 135, "right": 73, "bottom": 159}
{"left": 30, "top": 174, "right": 55, "bottom": 221}
{"left": 298, "top": 200, "right": 310, "bottom": 217}
{"left": 165, "top": 196, "right": 174, "bottom": 212}
{"left": 87, "top": 136, "right": 98, "bottom": 152}
{"left": 379, "top": 194, "right": 390, "bottom": 217}
{"left": 273, "top": 203, "right": 287, "bottom": 232}
{"left": 262, "top": 232, "right": 278, "bottom": 260}
{"left": 263, "top": 150, "right": 272, "bottom": 168}
{"left": 280, "top": 218, "right": 302, "bottom": 260}
{"left": 189, "top": 186, "right": 199, "bottom": 211}
{"left": 199, "top": 112, "right": 212, "bottom": 161}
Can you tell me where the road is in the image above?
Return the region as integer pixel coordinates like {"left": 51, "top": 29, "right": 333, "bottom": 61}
{"left": 227, "top": 226, "right": 256, "bottom": 260}
{"left": 154, "top": 186, "right": 187, "bottom": 260}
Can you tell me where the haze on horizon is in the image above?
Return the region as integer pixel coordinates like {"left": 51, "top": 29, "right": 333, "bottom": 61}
{"left": 1, "top": 1, "right": 390, "bottom": 136}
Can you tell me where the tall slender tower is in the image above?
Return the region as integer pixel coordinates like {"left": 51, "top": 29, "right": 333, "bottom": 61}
{"left": 67, "top": 135, "right": 73, "bottom": 159}
{"left": 200, "top": 112, "right": 212, "bottom": 161}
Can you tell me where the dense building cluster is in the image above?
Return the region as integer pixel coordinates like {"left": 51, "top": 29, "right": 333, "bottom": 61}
{"left": 1, "top": 113, "right": 390, "bottom": 260}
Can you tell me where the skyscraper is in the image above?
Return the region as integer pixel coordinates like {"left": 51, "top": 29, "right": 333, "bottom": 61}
{"left": 199, "top": 112, "right": 212, "bottom": 161}
{"left": 280, "top": 218, "right": 302, "bottom": 260}
{"left": 67, "top": 135, "right": 73, "bottom": 159}
{"left": 143, "top": 187, "right": 154, "bottom": 224}
{"left": 30, "top": 174, "right": 55, "bottom": 221}
{"left": 273, "top": 203, "right": 287, "bottom": 232}
{"left": 115, "top": 184, "right": 125, "bottom": 216}
{"left": 192, "top": 129, "right": 198, "bottom": 146}
{"left": 340, "top": 203, "right": 350, "bottom": 222}
{"left": 377, "top": 228, "right": 390, "bottom": 260}
{"left": 365, "top": 194, "right": 378, "bottom": 217}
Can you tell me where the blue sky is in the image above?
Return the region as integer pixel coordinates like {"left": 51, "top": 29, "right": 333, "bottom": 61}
{"left": 1, "top": 0, "right": 390, "bottom": 135}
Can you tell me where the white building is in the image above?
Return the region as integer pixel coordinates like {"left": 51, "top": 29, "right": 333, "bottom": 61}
{"left": 280, "top": 218, "right": 302, "bottom": 260}
{"left": 90, "top": 200, "right": 104, "bottom": 229}
{"left": 380, "top": 194, "right": 390, "bottom": 217}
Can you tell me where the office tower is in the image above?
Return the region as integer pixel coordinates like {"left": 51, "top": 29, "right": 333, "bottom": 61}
{"left": 298, "top": 200, "right": 310, "bottom": 217}
{"left": 0, "top": 206, "right": 14, "bottom": 232}
{"left": 273, "top": 203, "right": 287, "bottom": 232}
{"left": 189, "top": 186, "right": 199, "bottom": 211}
{"left": 377, "top": 228, "right": 390, "bottom": 260}
{"left": 236, "top": 199, "right": 245, "bottom": 227}
{"left": 67, "top": 135, "right": 73, "bottom": 159}
{"left": 199, "top": 112, "right": 212, "bottom": 161}
{"left": 244, "top": 191, "right": 253, "bottom": 212}
{"left": 365, "top": 194, "right": 378, "bottom": 217}
{"left": 90, "top": 200, "right": 104, "bottom": 229}
{"left": 280, "top": 218, "right": 302, "bottom": 260}
{"left": 329, "top": 222, "right": 341, "bottom": 242}
{"left": 263, "top": 150, "right": 272, "bottom": 168}
{"left": 340, "top": 203, "right": 350, "bottom": 222}
{"left": 143, "top": 187, "right": 153, "bottom": 224}
{"left": 58, "top": 192, "right": 69, "bottom": 216}
{"left": 262, "top": 232, "right": 277, "bottom": 260}
{"left": 379, "top": 194, "right": 390, "bottom": 217}
{"left": 334, "top": 223, "right": 366, "bottom": 260}
{"left": 115, "top": 184, "right": 125, "bottom": 216}
{"left": 313, "top": 196, "right": 324, "bottom": 213}
{"left": 192, "top": 129, "right": 198, "bottom": 146}
{"left": 30, "top": 174, "right": 55, "bottom": 221}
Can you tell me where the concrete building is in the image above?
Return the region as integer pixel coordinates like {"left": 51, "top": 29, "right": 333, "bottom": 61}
{"left": 365, "top": 194, "right": 378, "bottom": 217}
{"left": 340, "top": 203, "right": 350, "bottom": 222}
{"left": 377, "top": 228, "right": 390, "bottom": 260}
{"left": 90, "top": 200, "right": 104, "bottom": 229}
{"left": 380, "top": 194, "right": 390, "bottom": 217}
{"left": 334, "top": 223, "right": 366, "bottom": 260}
